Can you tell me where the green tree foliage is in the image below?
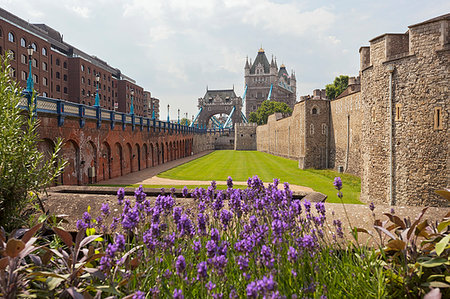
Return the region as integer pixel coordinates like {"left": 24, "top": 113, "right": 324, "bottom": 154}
{"left": 248, "top": 100, "right": 293, "bottom": 125}
{"left": 325, "top": 75, "right": 349, "bottom": 99}
{"left": 180, "top": 118, "right": 191, "bottom": 126}
{"left": 0, "top": 55, "right": 66, "bottom": 230}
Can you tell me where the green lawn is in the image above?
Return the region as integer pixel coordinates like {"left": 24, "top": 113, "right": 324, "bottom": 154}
{"left": 158, "top": 151, "right": 362, "bottom": 204}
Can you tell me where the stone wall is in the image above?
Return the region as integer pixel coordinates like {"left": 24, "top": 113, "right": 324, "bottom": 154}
{"left": 234, "top": 123, "right": 257, "bottom": 150}
{"left": 329, "top": 89, "right": 363, "bottom": 176}
{"left": 360, "top": 15, "right": 449, "bottom": 206}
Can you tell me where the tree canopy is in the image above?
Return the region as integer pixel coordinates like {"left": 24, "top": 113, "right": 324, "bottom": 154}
{"left": 248, "top": 100, "right": 293, "bottom": 125}
{"left": 325, "top": 75, "right": 349, "bottom": 99}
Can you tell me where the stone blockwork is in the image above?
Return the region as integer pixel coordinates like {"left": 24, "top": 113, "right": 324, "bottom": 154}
{"left": 256, "top": 14, "right": 449, "bottom": 207}
{"left": 234, "top": 123, "right": 257, "bottom": 150}
{"left": 360, "top": 14, "right": 449, "bottom": 206}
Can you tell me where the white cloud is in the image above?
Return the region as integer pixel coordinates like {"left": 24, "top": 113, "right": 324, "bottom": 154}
{"left": 66, "top": 5, "right": 91, "bottom": 18}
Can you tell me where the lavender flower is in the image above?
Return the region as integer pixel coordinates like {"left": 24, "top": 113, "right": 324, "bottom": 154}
{"left": 115, "top": 234, "right": 126, "bottom": 252}
{"left": 288, "top": 246, "right": 298, "bottom": 262}
{"left": 173, "top": 288, "right": 184, "bottom": 299}
{"left": 206, "top": 281, "right": 216, "bottom": 291}
{"left": 369, "top": 202, "right": 375, "bottom": 212}
{"left": 134, "top": 185, "right": 146, "bottom": 203}
{"left": 182, "top": 186, "right": 188, "bottom": 197}
{"left": 227, "top": 176, "right": 233, "bottom": 189}
{"left": 193, "top": 240, "right": 202, "bottom": 254}
{"left": 76, "top": 219, "right": 88, "bottom": 231}
{"left": 197, "top": 261, "right": 208, "bottom": 280}
{"left": 117, "top": 188, "right": 125, "bottom": 205}
{"left": 101, "top": 203, "right": 110, "bottom": 216}
{"left": 175, "top": 255, "right": 186, "bottom": 275}
{"left": 220, "top": 209, "right": 233, "bottom": 230}
{"left": 132, "top": 291, "right": 145, "bottom": 299}
{"left": 333, "top": 177, "right": 342, "bottom": 190}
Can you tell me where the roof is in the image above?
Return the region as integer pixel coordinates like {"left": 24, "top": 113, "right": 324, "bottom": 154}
{"left": 278, "top": 65, "right": 290, "bottom": 84}
{"left": 203, "top": 89, "right": 237, "bottom": 99}
{"left": 250, "top": 50, "right": 270, "bottom": 74}
{"left": 334, "top": 84, "right": 361, "bottom": 100}
{"left": 409, "top": 13, "right": 450, "bottom": 28}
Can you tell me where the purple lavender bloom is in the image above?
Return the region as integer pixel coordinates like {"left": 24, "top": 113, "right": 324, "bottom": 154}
{"left": 82, "top": 211, "right": 91, "bottom": 223}
{"left": 260, "top": 245, "right": 274, "bottom": 268}
{"left": 177, "top": 214, "right": 193, "bottom": 236}
{"left": 193, "top": 240, "right": 202, "bottom": 254}
{"left": 333, "top": 219, "right": 344, "bottom": 238}
{"left": 115, "top": 234, "right": 126, "bottom": 252}
{"left": 173, "top": 207, "right": 182, "bottom": 224}
{"left": 110, "top": 217, "right": 119, "bottom": 231}
{"left": 206, "top": 281, "right": 216, "bottom": 291}
{"left": 333, "top": 177, "right": 342, "bottom": 190}
{"left": 227, "top": 176, "right": 233, "bottom": 189}
{"left": 236, "top": 255, "right": 249, "bottom": 271}
{"left": 170, "top": 187, "right": 176, "bottom": 194}
{"left": 369, "top": 202, "right": 375, "bottom": 212}
{"left": 212, "top": 293, "right": 223, "bottom": 299}
{"left": 197, "top": 213, "right": 207, "bottom": 235}
{"left": 273, "top": 178, "right": 279, "bottom": 188}
{"left": 132, "top": 291, "right": 145, "bottom": 299}
{"left": 122, "top": 206, "right": 140, "bottom": 230}
{"left": 134, "top": 185, "right": 146, "bottom": 203}
{"left": 99, "top": 255, "right": 112, "bottom": 272}
{"left": 288, "top": 246, "right": 298, "bottom": 262}
{"left": 175, "top": 255, "right": 186, "bottom": 275}
{"left": 315, "top": 202, "right": 326, "bottom": 216}
{"left": 76, "top": 219, "right": 88, "bottom": 231}
{"left": 211, "top": 180, "right": 217, "bottom": 190}
{"left": 197, "top": 261, "right": 208, "bottom": 280}
{"left": 173, "top": 288, "right": 184, "bottom": 299}
{"left": 182, "top": 186, "right": 188, "bottom": 197}
{"left": 246, "top": 281, "right": 258, "bottom": 298}
{"left": 101, "top": 203, "right": 110, "bottom": 216}
{"left": 390, "top": 207, "right": 395, "bottom": 214}
{"left": 117, "top": 188, "right": 125, "bottom": 205}
{"left": 210, "top": 228, "right": 220, "bottom": 242}
{"left": 206, "top": 240, "right": 217, "bottom": 257}
{"left": 301, "top": 234, "right": 316, "bottom": 249}
{"left": 220, "top": 209, "right": 233, "bottom": 230}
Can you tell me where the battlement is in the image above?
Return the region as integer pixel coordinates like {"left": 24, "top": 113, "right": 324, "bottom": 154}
{"left": 360, "top": 13, "right": 450, "bottom": 70}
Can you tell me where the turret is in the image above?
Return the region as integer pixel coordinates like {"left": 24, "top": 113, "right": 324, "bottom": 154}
{"left": 245, "top": 56, "right": 250, "bottom": 76}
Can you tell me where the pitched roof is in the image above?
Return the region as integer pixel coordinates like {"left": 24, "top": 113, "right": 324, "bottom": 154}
{"left": 278, "top": 65, "right": 290, "bottom": 84}
{"left": 203, "top": 89, "right": 237, "bottom": 100}
{"left": 250, "top": 50, "right": 270, "bottom": 74}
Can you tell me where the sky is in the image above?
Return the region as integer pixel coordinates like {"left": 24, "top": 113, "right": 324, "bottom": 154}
{"left": 1, "top": 0, "right": 449, "bottom": 120}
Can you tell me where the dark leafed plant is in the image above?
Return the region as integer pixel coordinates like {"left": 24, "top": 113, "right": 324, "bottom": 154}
{"left": 0, "top": 54, "right": 66, "bottom": 230}
{"left": 0, "top": 222, "right": 43, "bottom": 299}
{"left": 357, "top": 191, "right": 450, "bottom": 298}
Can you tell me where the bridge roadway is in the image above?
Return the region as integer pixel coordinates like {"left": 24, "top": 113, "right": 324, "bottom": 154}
{"left": 25, "top": 96, "right": 231, "bottom": 185}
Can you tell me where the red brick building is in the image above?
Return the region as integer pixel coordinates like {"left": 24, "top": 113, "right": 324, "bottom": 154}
{"left": 0, "top": 8, "right": 149, "bottom": 116}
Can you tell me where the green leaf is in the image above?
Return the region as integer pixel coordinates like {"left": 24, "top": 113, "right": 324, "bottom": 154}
{"left": 47, "top": 276, "right": 64, "bottom": 290}
{"left": 435, "top": 234, "right": 450, "bottom": 256}
{"left": 419, "top": 257, "right": 447, "bottom": 268}
{"left": 428, "top": 281, "right": 450, "bottom": 288}
{"left": 437, "top": 220, "right": 450, "bottom": 233}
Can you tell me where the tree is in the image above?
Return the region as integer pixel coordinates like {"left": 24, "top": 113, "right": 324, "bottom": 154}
{"left": 325, "top": 75, "right": 349, "bottom": 99}
{"left": 248, "top": 100, "right": 293, "bottom": 125}
{"left": 0, "top": 55, "right": 66, "bottom": 230}
{"left": 180, "top": 118, "right": 191, "bottom": 126}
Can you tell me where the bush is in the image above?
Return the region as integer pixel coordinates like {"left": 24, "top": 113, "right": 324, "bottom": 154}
{"left": 0, "top": 55, "right": 65, "bottom": 230}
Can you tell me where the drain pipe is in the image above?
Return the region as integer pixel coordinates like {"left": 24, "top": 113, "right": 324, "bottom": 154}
{"left": 345, "top": 114, "right": 350, "bottom": 171}
{"left": 387, "top": 64, "right": 395, "bottom": 206}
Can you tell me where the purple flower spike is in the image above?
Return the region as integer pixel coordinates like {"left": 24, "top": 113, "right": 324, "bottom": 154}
{"left": 182, "top": 186, "right": 188, "bottom": 197}
{"left": 132, "top": 291, "right": 145, "bottom": 299}
{"left": 369, "top": 202, "right": 375, "bottom": 212}
{"left": 197, "top": 261, "right": 208, "bottom": 280}
{"left": 333, "top": 177, "right": 342, "bottom": 190}
{"left": 206, "top": 281, "right": 216, "bottom": 291}
{"left": 101, "top": 203, "right": 110, "bottom": 216}
{"left": 227, "top": 176, "right": 233, "bottom": 189}
{"left": 173, "top": 288, "right": 184, "bottom": 299}
{"left": 117, "top": 188, "right": 125, "bottom": 205}
{"left": 175, "top": 255, "right": 186, "bottom": 275}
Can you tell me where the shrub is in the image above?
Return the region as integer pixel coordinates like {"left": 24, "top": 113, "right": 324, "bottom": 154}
{"left": 0, "top": 55, "right": 65, "bottom": 230}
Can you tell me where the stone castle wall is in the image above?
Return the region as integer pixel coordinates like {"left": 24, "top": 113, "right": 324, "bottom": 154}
{"left": 329, "top": 90, "right": 363, "bottom": 176}
{"left": 360, "top": 16, "right": 449, "bottom": 206}
{"left": 235, "top": 123, "right": 257, "bottom": 150}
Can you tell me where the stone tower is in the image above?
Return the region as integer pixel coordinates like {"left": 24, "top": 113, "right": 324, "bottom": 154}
{"left": 244, "top": 48, "right": 297, "bottom": 118}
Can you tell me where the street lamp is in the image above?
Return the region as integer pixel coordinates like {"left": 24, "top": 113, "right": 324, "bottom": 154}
{"left": 26, "top": 45, "right": 34, "bottom": 92}
{"left": 130, "top": 89, "right": 135, "bottom": 115}
{"left": 177, "top": 108, "right": 180, "bottom": 124}
{"left": 94, "top": 73, "right": 100, "bottom": 107}
{"left": 152, "top": 104, "right": 155, "bottom": 119}
{"left": 167, "top": 104, "right": 170, "bottom": 123}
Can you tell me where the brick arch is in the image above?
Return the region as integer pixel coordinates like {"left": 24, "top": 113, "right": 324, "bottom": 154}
{"left": 83, "top": 140, "right": 97, "bottom": 184}
{"left": 114, "top": 142, "right": 123, "bottom": 177}
{"left": 126, "top": 143, "right": 133, "bottom": 173}
{"left": 101, "top": 141, "right": 112, "bottom": 180}
{"left": 61, "top": 139, "right": 80, "bottom": 185}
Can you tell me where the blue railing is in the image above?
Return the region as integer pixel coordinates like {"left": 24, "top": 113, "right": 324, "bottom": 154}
{"left": 19, "top": 94, "right": 234, "bottom": 135}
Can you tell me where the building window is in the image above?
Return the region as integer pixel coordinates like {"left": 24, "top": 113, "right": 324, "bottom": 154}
{"left": 8, "top": 50, "right": 15, "bottom": 60}
{"left": 43, "top": 92, "right": 47, "bottom": 97}
{"left": 56, "top": 85, "right": 60, "bottom": 92}
{"left": 21, "top": 54, "right": 27, "bottom": 64}
{"left": 82, "top": 89, "right": 85, "bottom": 95}
{"left": 311, "top": 107, "right": 318, "bottom": 115}
{"left": 0, "top": 28, "right": 2, "bottom": 37}
{"left": 88, "top": 79, "right": 90, "bottom": 85}
{"left": 20, "top": 37, "right": 26, "bottom": 47}
{"left": 8, "top": 32, "right": 15, "bottom": 42}
{"left": 81, "top": 77, "right": 85, "bottom": 84}
{"left": 63, "top": 87, "right": 67, "bottom": 94}
{"left": 9, "top": 67, "right": 15, "bottom": 78}
{"left": 63, "top": 74, "right": 67, "bottom": 81}
{"left": 42, "top": 62, "right": 47, "bottom": 71}
{"left": 33, "top": 74, "right": 38, "bottom": 84}
{"left": 42, "top": 47, "right": 47, "bottom": 56}
{"left": 56, "top": 58, "right": 60, "bottom": 66}
{"left": 43, "top": 77, "right": 48, "bottom": 86}
{"left": 395, "top": 103, "right": 402, "bottom": 121}
{"left": 31, "top": 43, "right": 37, "bottom": 52}
{"left": 322, "top": 124, "right": 327, "bottom": 135}
{"left": 56, "top": 72, "right": 60, "bottom": 79}
{"left": 87, "top": 67, "right": 90, "bottom": 74}
{"left": 32, "top": 58, "right": 38, "bottom": 68}
{"left": 63, "top": 61, "right": 67, "bottom": 69}
{"left": 434, "top": 107, "right": 443, "bottom": 130}
{"left": 81, "top": 64, "right": 85, "bottom": 72}
{"left": 21, "top": 71, "right": 27, "bottom": 80}
{"left": 310, "top": 124, "right": 315, "bottom": 135}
